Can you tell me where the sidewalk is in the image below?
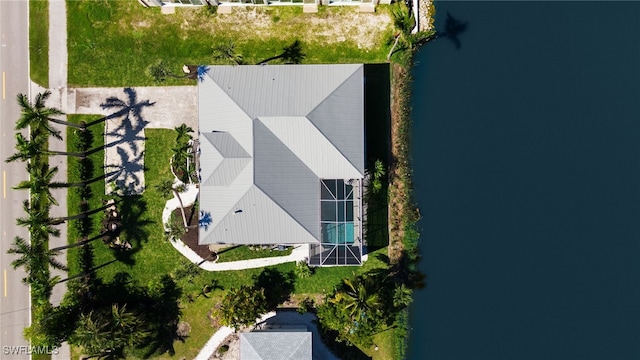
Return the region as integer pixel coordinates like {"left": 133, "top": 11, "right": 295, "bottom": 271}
{"left": 44, "top": 0, "right": 71, "bottom": 358}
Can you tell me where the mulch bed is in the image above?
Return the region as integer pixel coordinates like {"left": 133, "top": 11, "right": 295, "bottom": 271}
{"left": 172, "top": 206, "right": 215, "bottom": 260}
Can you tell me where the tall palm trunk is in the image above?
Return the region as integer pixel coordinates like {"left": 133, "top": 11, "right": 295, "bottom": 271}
{"left": 173, "top": 189, "right": 189, "bottom": 228}
{"left": 50, "top": 203, "right": 112, "bottom": 224}
{"left": 50, "top": 233, "right": 108, "bottom": 252}
{"left": 387, "top": 34, "right": 402, "bottom": 61}
{"left": 48, "top": 117, "right": 87, "bottom": 130}
{"left": 48, "top": 149, "right": 87, "bottom": 158}
{"left": 56, "top": 259, "right": 118, "bottom": 284}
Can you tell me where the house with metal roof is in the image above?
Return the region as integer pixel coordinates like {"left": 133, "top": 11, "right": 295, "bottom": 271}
{"left": 198, "top": 64, "right": 365, "bottom": 266}
{"left": 240, "top": 330, "right": 312, "bottom": 360}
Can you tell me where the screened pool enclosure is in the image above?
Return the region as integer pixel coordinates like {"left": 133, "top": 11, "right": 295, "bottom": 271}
{"left": 309, "top": 179, "right": 363, "bottom": 266}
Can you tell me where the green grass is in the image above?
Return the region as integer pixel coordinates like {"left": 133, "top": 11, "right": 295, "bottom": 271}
{"left": 216, "top": 245, "right": 293, "bottom": 263}
{"left": 32, "top": 354, "right": 51, "bottom": 360}
{"left": 370, "top": 327, "right": 397, "bottom": 360}
{"left": 294, "top": 247, "right": 388, "bottom": 294}
{"left": 65, "top": 122, "right": 392, "bottom": 359}
{"left": 29, "top": 0, "right": 48, "bottom": 87}
{"left": 72, "top": 128, "right": 183, "bottom": 285}
{"left": 67, "top": 1, "right": 395, "bottom": 87}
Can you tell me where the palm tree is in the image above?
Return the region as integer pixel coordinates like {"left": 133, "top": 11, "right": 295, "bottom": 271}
{"left": 71, "top": 304, "right": 149, "bottom": 359}
{"left": 7, "top": 236, "right": 67, "bottom": 284}
{"left": 392, "top": 284, "right": 413, "bottom": 309}
{"left": 164, "top": 213, "right": 187, "bottom": 241}
{"left": 16, "top": 200, "right": 61, "bottom": 239}
{"left": 15, "top": 91, "right": 63, "bottom": 140}
{"left": 175, "top": 124, "right": 194, "bottom": 142}
{"left": 156, "top": 179, "right": 188, "bottom": 228}
{"left": 49, "top": 201, "right": 116, "bottom": 225}
{"left": 16, "top": 91, "right": 85, "bottom": 137}
{"left": 148, "top": 60, "right": 191, "bottom": 83}
{"left": 387, "top": 3, "right": 416, "bottom": 61}
{"left": 172, "top": 143, "right": 192, "bottom": 183}
{"left": 212, "top": 40, "right": 243, "bottom": 66}
{"left": 13, "top": 163, "right": 62, "bottom": 206}
{"left": 214, "top": 285, "right": 267, "bottom": 331}
{"left": 332, "top": 275, "right": 382, "bottom": 322}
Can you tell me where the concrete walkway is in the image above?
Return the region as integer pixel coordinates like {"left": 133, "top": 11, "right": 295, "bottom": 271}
{"left": 162, "top": 185, "right": 310, "bottom": 271}
{"left": 194, "top": 312, "right": 276, "bottom": 360}
{"left": 44, "top": 0, "right": 71, "bottom": 359}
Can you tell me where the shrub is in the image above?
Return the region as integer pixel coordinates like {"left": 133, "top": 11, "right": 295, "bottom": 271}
{"left": 176, "top": 322, "right": 191, "bottom": 338}
{"left": 297, "top": 297, "right": 314, "bottom": 314}
{"left": 295, "top": 260, "right": 312, "bottom": 279}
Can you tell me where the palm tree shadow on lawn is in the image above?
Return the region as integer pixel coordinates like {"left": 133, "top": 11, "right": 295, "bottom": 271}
{"left": 110, "top": 194, "right": 153, "bottom": 266}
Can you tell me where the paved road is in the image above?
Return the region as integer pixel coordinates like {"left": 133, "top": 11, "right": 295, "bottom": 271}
{"left": 0, "top": 1, "right": 32, "bottom": 359}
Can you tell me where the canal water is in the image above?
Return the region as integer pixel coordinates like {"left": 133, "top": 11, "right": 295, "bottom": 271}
{"left": 407, "top": 2, "right": 640, "bottom": 359}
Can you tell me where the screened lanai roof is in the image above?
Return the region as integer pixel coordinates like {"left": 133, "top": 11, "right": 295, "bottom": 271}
{"left": 198, "top": 64, "right": 365, "bottom": 246}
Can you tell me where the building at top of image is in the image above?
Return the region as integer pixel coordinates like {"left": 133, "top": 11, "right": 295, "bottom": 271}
{"left": 197, "top": 64, "right": 366, "bottom": 266}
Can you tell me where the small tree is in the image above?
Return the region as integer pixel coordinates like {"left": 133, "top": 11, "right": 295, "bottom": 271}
{"left": 171, "top": 124, "right": 195, "bottom": 184}
{"left": 176, "top": 322, "right": 191, "bottom": 340}
{"left": 294, "top": 260, "right": 312, "bottom": 279}
{"left": 371, "top": 159, "right": 386, "bottom": 194}
{"left": 173, "top": 261, "right": 201, "bottom": 281}
{"left": 297, "top": 297, "right": 315, "bottom": 314}
{"left": 70, "top": 304, "right": 149, "bottom": 359}
{"left": 156, "top": 179, "right": 188, "bottom": 229}
{"left": 393, "top": 284, "right": 413, "bottom": 309}
{"left": 213, "top": 285, "right": 267, "bottom": 331}
{"left": 317, "top": 274, "right": 387, "bottom": 346}
{"left": 148, "top": 60, "right": 191, "bottom": 83}
{"left": 164, "top": 212, "right": 187, "bottom": 241}
{"left": 212, "top": 40, "right": 244, "bottom": 66}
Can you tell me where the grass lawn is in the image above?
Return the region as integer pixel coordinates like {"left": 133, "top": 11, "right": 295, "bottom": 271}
{"left": 29, "top": 0, "right": 48, "bottom": 87}
{"left": 216, "top": 245, "right": 293, "bottom": 263}
{"left": 68, "top": 127, "right": 184, "bottom": 284}
{"left": 370, "top": 327, "right": 398, "bottom": 360}
{"left": 66, "top": 124, "right": 392, "bottom": 359}
{"left": 67, "top": 0, "right": 395, "bottom": 87}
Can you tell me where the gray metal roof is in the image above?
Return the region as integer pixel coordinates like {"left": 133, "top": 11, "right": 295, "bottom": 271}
{"left": 240, "top": 332, "right": 312, "bottom": 360}
{"left": 198, "top": 65, "right": 365, "bottom": 246}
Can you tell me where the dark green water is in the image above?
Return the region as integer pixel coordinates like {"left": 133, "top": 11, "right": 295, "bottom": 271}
{"left": 407, "top": 2, "right": 640, "bottom": 359}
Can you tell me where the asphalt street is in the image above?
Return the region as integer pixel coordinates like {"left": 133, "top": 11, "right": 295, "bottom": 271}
{"left": 0, "top": 1, "right": 33, "bottom": 359}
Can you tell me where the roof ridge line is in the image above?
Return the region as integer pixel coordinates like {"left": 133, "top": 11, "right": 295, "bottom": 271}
{"left": 253, "top": 184, "right": 320, "bottom": 243}
{"left": 305, "top": 68, "right": 364, "bottom": 177}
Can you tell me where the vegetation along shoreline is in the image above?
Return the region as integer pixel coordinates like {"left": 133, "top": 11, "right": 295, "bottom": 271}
{"left": 13, "top": 1, "right": 437, "bottom": 359}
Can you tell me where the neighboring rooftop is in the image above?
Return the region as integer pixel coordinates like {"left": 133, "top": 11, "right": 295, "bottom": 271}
{"left": 240, "top": 331, "right": 312, "bottom": 360}
{"left": 198, "top": 65, "right": 365, "bottom": 265}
